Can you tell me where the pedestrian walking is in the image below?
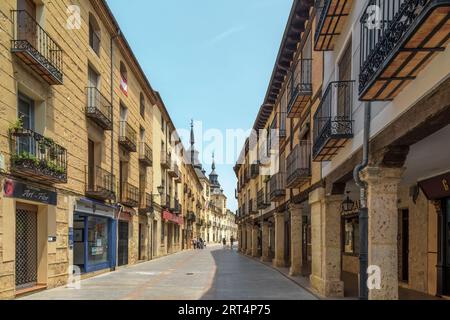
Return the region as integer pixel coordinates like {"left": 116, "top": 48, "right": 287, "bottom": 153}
{"left": 192, "top": 239, "right": 197, "bottom": 250}
{"left": 222, "top": 237, "right": 226, "bottom": 249}
{"left": 230, "top": 236, "right": 234, "bottom": 250}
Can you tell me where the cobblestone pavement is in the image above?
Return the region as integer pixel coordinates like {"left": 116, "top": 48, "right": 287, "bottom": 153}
{"left": 20, "top": 245, "right": 317, "bottom": 300}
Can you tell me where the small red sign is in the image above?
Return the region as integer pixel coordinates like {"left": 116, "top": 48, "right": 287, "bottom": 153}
{"left": 163, "top": 210, "right": 183, "bottom": 225}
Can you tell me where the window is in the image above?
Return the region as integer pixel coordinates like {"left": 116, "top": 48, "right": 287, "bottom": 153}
{"left": 89, "top": 13, "right": 101, "bottom": 55}
{"left": 140, "top": 93, "right": 145, "bottom": 118}
{"left": 120, "top": 62, "right": 128, "bottom": 96}
{"left": 342, "top": 214, "right": 359, "bottom": 255}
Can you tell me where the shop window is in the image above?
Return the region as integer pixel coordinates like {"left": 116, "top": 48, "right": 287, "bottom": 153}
{"left": 343, "top": 214, "right": 359, "bottom": 255}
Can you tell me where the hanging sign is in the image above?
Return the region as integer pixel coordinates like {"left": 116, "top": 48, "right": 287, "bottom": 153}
{"left": 3, "top": 179, "right": 57, "bottom": 205}
{"left": 419, "top": 172, "right": 450, "bottom": 200}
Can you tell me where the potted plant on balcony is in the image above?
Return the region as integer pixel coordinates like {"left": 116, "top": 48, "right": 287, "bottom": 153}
{"left": 11, "top": 151, "right": 40, "bottom": 169}
{"left": 9, "top": 117, "right": 31, "bottom": 137}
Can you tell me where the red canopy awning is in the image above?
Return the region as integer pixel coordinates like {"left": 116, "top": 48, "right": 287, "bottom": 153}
{"left": 163, "top": 210, "right": 183, "bottom": 225}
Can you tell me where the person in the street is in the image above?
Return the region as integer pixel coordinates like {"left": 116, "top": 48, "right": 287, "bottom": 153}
{"left": 222, "top": 237, "right": 226, "bottom": 249}
{"left": 230, "top": 236, "right": 234, "bottom": 250}
{"left": 199, "top": 237, "right": 204, "bottom": 249}
{"left": 192, "top": 239, "right": 197, "bottom": 250}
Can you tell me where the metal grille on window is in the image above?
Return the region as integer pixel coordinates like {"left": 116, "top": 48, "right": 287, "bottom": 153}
{"left": 15, "top": 208, "right": 38, "bottom": 288}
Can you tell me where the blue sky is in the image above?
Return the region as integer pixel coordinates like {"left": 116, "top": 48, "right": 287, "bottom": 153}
{"left": 107, "top": 0, "right": 293, "bottom": 211}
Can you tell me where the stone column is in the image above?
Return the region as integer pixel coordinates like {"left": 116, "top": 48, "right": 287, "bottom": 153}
{"left": 361, "top": 166, "right": 404, "bottom": 300}
{"left": 246, "top": 223, "right": 253, "bottom": 255}
{"left": 289, "top": 203, "right": 303, "bottom": 276}
{"left": 251, "top": 224, "right": 259, "bottom": 257}
{"left": 261, "top": 221, "right": 271, "bottom": 262}
{"left": 309, "top": 188, "right": 344, "bottom": 297}
{"left": 273, "top": 212, "right": 285, "bottom": 268}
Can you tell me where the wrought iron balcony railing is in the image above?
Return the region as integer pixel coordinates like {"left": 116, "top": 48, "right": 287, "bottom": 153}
{"left": 11, "top": 10, "right": 63, "bottom": 85}
{"left": 278, "top": 112, "right": 287, "bottom": 139}
{"left": 168, "top": 161, "right": 180, "bottom": 180}
{"left": 269, "top": 172, "right": 286, "bottom": 202}
{"left": 248, "top": 198, "right": 258, "bottom": 214}
{"left": 250, "top": 162, "right": 260, "bottom": 179}
{"left": 314, "top": 0, "right": 353, "bottom": 51}
{"left": 120, "top": 181, "right": 139, "bottom": 207}
{"left": 313, "top": 80, "right": 354, "bottom": 162}
{"left": 10, "top": 128, "right": 67, "bottom": 184}
{"left": 286, "top": 141, "right": 312, "bottom": 188}
{"left": 139, "top": 193, "right": 153, "bottom": 214}
{"left": 139, "top": 142, "right": 153, "bottom": 167}
{"left": 257, "top": 188, "right": 270, "bottom": 209}
{"left": 85, "top": 165, "right": 116, "bottom": 201}
{"left": 359, "top": 0, "right": 450, "bottom": 101}
{"left": 119, "top": 121, "right": 137, "bottom": 152}
{"left": 86, "top": 87, "right": 112, "bottom": 130}
{"left": 287, "top": 59, "right": 313, "bottom": 118}
{"left": 161, "top": 151, "right": 171, "bottom": 169}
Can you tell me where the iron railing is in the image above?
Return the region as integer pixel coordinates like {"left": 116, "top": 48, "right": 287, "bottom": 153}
{"left": 86, "top": 87, "right": 112, "bottom": 130}
{"left": 287, "top": 59, "right": 313, "bottom": 113}
{"left": 161, "top": 151, "right": 171, "bottom": 169}
{"left": 359, "top": 0, "right": 442, "bottom": 95}
{"left": 119, "top": 121, "right": 137, "bottom": 152}
{"left": 286, "top": 141, "right": 312, "bottom": 187}
{"left": 250, "top": 163, "right": 260, "bottom": 178}
{"left": 139, "top": 192, "right": 153, "bottom": 213}
{"left": 313, "top": 80, "right": 354, "bottom": 158}
{"left": 120, "top": 181, "right": 139, "bottom": 207}
{"left": 11, "top": 10, "right": 63, "bottom": 84}
{"left": 269, "top": 172, "right": 286, "bottom": 201}
{"left": 139, "top": 142, "right": 153, "bottom": 167}
{"left": 86, "top": 165, "right": 115, "bottom": 200}
{"left": 10, "top": 128, "right": 67, "bottom": 183}
{"left": 314, "top": 0, "right": 329, "bottom": 44}
{"left": 257, "top": 188, "right": 270, "bottom": 209}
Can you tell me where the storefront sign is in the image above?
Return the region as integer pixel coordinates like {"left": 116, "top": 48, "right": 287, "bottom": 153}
{"left": 75, "top": 199, "right": 115, "bottom": 219}
{"left": 419, "top": 172, "right": 450, "bottom": 200}
{"left": 3, "top": 179, "right": 57, "bottom": 205}
{"left": 163, "top": 210, "right": 184, "bottom": 225}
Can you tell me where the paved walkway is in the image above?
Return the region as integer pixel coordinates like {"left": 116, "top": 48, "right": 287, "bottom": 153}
{"left": 20, "top": 245, "right": 317, "bottom": 300}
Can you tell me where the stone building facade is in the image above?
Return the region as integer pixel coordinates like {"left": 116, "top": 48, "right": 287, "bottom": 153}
{"left": 0, "top": 0, "right": 207, "bottom": 299}
{"left": 235, "top": 0, "right": 450, "bottom": 300}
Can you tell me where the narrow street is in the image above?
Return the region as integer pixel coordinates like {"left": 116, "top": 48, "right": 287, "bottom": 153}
{"left": 19, "top": 245, "right": 316, "bottom": 300}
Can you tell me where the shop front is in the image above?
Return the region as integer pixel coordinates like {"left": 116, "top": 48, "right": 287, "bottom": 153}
{"left": 163, "top": 210, "right": 183, "bottom": 252}
{"left": 419, "top": 171, "right": 450, "bottom": 296}
{"left": 73, "top": 199, "right": 116, "bottom": 274}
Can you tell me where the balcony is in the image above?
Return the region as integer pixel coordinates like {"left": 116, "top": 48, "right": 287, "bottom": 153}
{"left": 244, "top": 168, "right": 250, "bottom": 184}
{"left": 119, "top": 121, "right": 137, "bottom": 152}
{"left": 168, "top": 162, "right": 180, "bottom": 180}
{"left": 257, "top": 188, "right": 270, "bottom": 209}
{"left": 249, "top": 198, "right": 258, "bottom": 214}
{"left": 269, "top": 172, "right": 286, "bottom": 202}
{"left": 10, "top": 128, "right": 67, "bottom": 184}
{"left": 279, "top": 112, "right": 287, "bottom": 140}
{"left": 85, "top": 166, "right": 115, "bottom": 201}
{"left": 173, "top": 199, "right": 181, "bottom": 214}
{"left": 313, "top": 80, "right": 354, "bottom": 162}
{"left": 120, "top": 182, "right": 139, "bottom": 207}
{"left": 139, "top": 142, "right": 153, "bottom": 167}
{"left": 314, "top": 0, "right": 353, "bottom": 51}
{"left": 161, "top": 151, "right": 171, "bottom": 169}
{"left": 250, "top": 163, "right": 260, "bottom": 179}
{"left": 85, "top": 87, "right": 112, "bottom": 130}
{"left": 359, "top": 0, "right": 450, "bottom": 101}
{"left": 286, "top": 141, "right": 312, "bottom": 188}
{"left": 11, "top": 10, "right": 63, "bottom": 85}
{"left": 139, "top": 193, "right": 153, "bottom": 215}
{"left": 287, "top": 59, "right": 313, "bottom": 118}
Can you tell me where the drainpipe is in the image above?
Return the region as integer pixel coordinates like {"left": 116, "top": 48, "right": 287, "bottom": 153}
{"left": 353, "top": 101, "right": 371, "bottom": 300}
{"left": 111, "top": 29, "right": 121, "bottom": 269}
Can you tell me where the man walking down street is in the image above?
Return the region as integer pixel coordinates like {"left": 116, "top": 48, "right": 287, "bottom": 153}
{"left": 230, "top": 236, "right": 234, "bottom": 250}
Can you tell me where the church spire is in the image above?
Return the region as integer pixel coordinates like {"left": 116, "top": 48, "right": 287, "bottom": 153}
{"left": 190, "top": 119, "right": 195, "bottom": 165}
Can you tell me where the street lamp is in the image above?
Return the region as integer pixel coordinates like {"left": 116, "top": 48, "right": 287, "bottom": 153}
{"left": 342, "top": 191, "right": 355, "bottom": 213}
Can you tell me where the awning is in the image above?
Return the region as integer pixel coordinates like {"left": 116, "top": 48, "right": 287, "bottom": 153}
{"left": 163, "top": 210, "right": 184, "bottom": 225}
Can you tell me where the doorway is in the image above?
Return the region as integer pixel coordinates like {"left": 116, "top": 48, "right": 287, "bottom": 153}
{"left": 15, "top": 204, "right": 38, "bottom": 289}
{"left": 302, "top": 215, "right": 312, "bottom": 276}
{"left": 118, "top": 221, "right": 129, "bottom": 266}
